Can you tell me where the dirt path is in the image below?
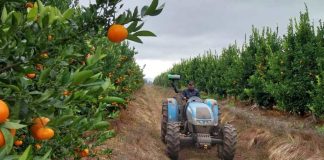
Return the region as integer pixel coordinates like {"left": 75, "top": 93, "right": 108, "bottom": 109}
{"left": 95, "top": 85, "right": 324, "bottom": 160}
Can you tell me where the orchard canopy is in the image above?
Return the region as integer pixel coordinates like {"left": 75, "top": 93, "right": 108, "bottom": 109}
{"left": 154, "top": 8, "right": 324, "bottom": 118}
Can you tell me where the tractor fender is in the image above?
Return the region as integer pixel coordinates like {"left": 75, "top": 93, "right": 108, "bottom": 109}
{"left": 205, "top": 99, "right": 219, "bottom": 123}
{"left": 166, "top": 98, "right": 179, "bottom": 122}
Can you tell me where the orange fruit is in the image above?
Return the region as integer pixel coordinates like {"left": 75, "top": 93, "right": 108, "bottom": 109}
{"left": 80, "top": 149, "right": 89, "bottom": 157}
{"left": 48, "top": 35, "right": 53, "bottom": 41}
{"left": 25, "top": 2, "right": 34, "bottom": 8}
{"left": 30, "top": 124, "right": 42, "bottom": 140}
{"left": 35, "top": 64, "right": 44, "bottom": 71}
{"left": 33, "top": 117, "right": 50, "bottom": 126}
{"left": 35, "top": 127, "right": 54, "bottom": 140}
{"left": 35, "top": 143, "right": 42, "bottom": 150}
{"left": 107, "top": 24, "right": 128, "bottom": 43}
{"left": 40, "top": 52, "right": 49, "bottom": 59}
{"left": 9, "top": 129, "right": 16, "bottom": 136}
{"left": 0, "top": 131, "right": 4, "bottom": 147}
{"left": 14, "top": 140, "right": 23, "bottom": 146}
{"left": 0, "top": 131, "right": 6, "bottom": 148}
{"left": 26, "top": 73, "right": 36, "bottom": 79}
{"left": 0, "top": 128, "right": 17, "bottom": 147}
{"left": 85, "top": 53, "right": 91, "bottom": 59}
{"left": 63, "top": 90, "right": 70, "bottom": 96}
{"left": 0, "top": 100, "right": 9, "bottom": 123}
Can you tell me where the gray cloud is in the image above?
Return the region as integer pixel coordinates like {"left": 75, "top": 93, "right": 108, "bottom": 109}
{"left": 127, "top": 0, "right": 323, "bottom": 61}
{"left": 80, "top": 0, "right": 324, "bottom": 78}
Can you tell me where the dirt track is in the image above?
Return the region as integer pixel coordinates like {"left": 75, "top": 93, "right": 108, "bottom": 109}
{"left": 96, "top": 85, "right": 324, "bottom": 160}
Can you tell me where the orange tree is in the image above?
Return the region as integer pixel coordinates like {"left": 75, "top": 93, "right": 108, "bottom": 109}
{"left": 154, "top": 8, "right": 324, "bottom": 118}
{"left": 0, "top": 0, "right": 163, "bottom": 158}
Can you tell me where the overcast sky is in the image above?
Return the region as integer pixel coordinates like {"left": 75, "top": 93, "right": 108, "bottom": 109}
{"left": 80, "top": 0, "right": 324, "bottom": 80}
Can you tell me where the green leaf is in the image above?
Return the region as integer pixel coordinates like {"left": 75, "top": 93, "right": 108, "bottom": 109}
{"left": 145, "top": 0, "right": 159, "bottom": 16}
{"left": 71, "top": 70, "right": 94, "bottom": 84}
{"left": 101, "top": 79, "right": 113, "bottom": 90}
{"left": 63, "top": 8, "right": 74, "bottom": 20}
{"left": 150, "top": 6, "right": 164, "bottom": 16}
{"left": 94, "top": 130, "right": 116, "bottom": 146}
{"left": 0, "top": 128, "right": 14, "bottom": 159}
{"left": 60, "top": 69, "right": 70, "bottom": 85}
{"left": 50, "top": 115, "right": 74, "bottom": 126}
{"left": 86, "top": 54, "right": 106, "bottom": 66}
{"left": 133, "top": 6, "right": 138, "bottom": 19}
{"left": 100, "top": 96, "right": 125, "bottom": 104}
{"left": 35, "top": 89, "right": 54, "bottom": 103}
{"left": 141, "top": 6, "right": 148, "bottom": 17}
{"left": 0, "top": 83, "right": 20, "bottom": 92}
{"left": 1, "top": 121, "right": 26, "bottom": 129}
{"left": 127, "top": 21, "right": 137, "bottom": 33}
{"left": 3, "top": 155, "right": 20, "bottom": 160}
{"left": 133, "top": 30, "right": 156, "bottom": 37}
{"left": 39, "top": 148, "right": 52, "bottom": 160}
{"left": 27, "top": 7, "right": 38, "bottom": 22}
{"left": 116, "top": 13, "right": 126, "bottom": 24}
{"left": 127, "top": 34, "right": 143, "bottom": 43}
{"left": 1, "top": 6, "right": 8, "bottom": 23}
{"left": 18, "top": 146, "right": 32, "bottom": 160}
{"left": 79, "top": 81, "right": 104, "bottom": 87}
{"left": 38, "top": 68, "right": 51, "bottom": 84}
{"left": 37, "top": 0, "right": 45, "bottom": 12}
{"left": 134, "top": 22, "right": 144, "bottom": 32}
{"left": 13, "top": 12, "right": 23, "bottom": 25}
{"left": 90, "top": 121, "right": 110, "bottom": 130}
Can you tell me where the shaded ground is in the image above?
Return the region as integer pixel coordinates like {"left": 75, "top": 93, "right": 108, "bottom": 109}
{"left": 94, "top": 85, "right": 324, "bottom": 160}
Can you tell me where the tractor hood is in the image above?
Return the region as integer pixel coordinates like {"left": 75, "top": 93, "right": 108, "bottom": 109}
{"left": 186, "top": 102, "right": 216, "bottom": 126}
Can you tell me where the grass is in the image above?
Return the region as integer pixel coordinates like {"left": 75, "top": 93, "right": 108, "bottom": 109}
{"left": 99, "top": 148, "right": 113, "bottom": 155}
{"left": 316, "top": 125, "right": 324, "bottom": 135}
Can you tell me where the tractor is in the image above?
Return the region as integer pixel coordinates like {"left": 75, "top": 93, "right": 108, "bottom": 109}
{"left": 161, "top": 74, "right": 237, "bottom": 160}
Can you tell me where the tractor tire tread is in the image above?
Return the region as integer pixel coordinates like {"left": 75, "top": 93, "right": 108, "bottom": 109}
{"left": 166, "top": 122, "right": 180, "bottom": 160}
{"left": 161, "top": 103, "right": 168, "bottom": 143}
{"left": 221, "top": 124, "right": 237, "bottom": 160}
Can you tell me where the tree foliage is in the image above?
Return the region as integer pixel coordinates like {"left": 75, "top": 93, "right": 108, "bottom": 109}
{"left": 0, "top": 0, "right": 163, "bottom": 158}
{"left": 154, "top": 8, "right": 324, "bottom": 118}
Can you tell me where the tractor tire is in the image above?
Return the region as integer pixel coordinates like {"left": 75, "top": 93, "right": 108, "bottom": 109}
{"left": 166, "top": 122, "right": 180, "bottom": 160}
{"left": 161, "top": 101, "right": 168, "bottom": 143}
{"left": 218, "top": 124, "right": 237, "bottom": 160}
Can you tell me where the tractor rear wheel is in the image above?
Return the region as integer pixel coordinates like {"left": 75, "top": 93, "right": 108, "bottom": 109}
{"left": 166, "top": 122, "right": 180, "bottom": 160}
{"left": 218, "top": 124, "right": 237, "bottom": 160}
{"left": 161, "top": 101, "right": 168, "bottom": 143}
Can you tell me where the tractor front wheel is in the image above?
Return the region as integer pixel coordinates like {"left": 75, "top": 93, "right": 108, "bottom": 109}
{"left": 166, "top": 122, "right": 180, "bottom": 160}
{"left": 218, "top": 124, "right": 237, "bottom": 160}
{"left": 161, "top": 101, "right": 168, "bottom": 143}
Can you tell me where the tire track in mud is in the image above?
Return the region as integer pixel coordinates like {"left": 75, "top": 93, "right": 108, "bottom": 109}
{"left": 95, "top": 85, "right": 324, "bottom": 160}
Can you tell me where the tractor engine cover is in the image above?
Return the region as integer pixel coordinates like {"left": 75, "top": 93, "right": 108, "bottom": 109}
{"left": 186, "top": 97, "right": 218, "bottom": 133}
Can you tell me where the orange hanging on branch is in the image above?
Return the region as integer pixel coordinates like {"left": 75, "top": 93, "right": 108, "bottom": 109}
{"left": 0, "top": 100, "right": 9, "bottom": 123}
{"left": 107, "top": 24, "right": 128, "bottom": 43}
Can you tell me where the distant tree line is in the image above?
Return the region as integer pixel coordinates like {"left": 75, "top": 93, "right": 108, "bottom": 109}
{"left": 154, "top": 9, "right": 324, "bottom": 118}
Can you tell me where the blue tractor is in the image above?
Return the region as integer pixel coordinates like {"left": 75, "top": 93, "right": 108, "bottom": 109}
{"left": 161, "top": 75, "right": 237, "bottom": 160}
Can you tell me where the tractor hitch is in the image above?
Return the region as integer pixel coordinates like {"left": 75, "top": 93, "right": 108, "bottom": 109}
{"left": 180, "top": 134, "right": 223, "bottom": 149}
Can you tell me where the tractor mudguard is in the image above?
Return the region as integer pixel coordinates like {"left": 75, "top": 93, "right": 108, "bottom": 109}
{"left": 167, "top": 98, "right": 179, "bottom": 122}
{"left": 205, "top": 99, "right": 219, "bottom": 123}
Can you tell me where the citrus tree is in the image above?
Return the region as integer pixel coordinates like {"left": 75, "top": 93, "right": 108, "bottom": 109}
{"left": 0, "top": 0, "right": 163, "bottom": 158}
{"left": 154, "top": 8, "right": 324, "bottom": 118}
